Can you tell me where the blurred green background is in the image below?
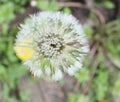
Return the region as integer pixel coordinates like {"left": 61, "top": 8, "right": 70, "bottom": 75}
{"left": 0, "top": 0, "right": 120, "bottom": 102}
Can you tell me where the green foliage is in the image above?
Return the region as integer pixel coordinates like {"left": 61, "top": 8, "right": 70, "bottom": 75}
{"left": 74, "top": 8, "right": 120, "bottom": 102}
{"left": 84, "top": 26, "right": 93, "bottom": 39}
{"left": 0, "top": 0, "right": 26, "bottom": 34}
{"left": 68, "top": 94, "right": 87, "bottom": 102}
{"left": 1, "top": 85, "right": 20, "bottom": 102}
{"left": 103, "top": 1, "right": 115, "bottom": 9}
{"left": 0, "top": 1, "right": 31, "bottom": 102}
{"left": 105, "top": 20, "right": 120, "bottom": 60}
{"left": 0, "top": 2, "right": 15, "bottom": 24}
{"left": 20, "top": 90, "right": 31, "bottom": 102}
{"left": 94, "top": 0, "right": 115, "bottom": 9}
{"left": 91, "top": 68, "right": 109, "bottom": 100}
{"left": 36, "top": 0, "right": 71, "bottom": 13}
{"left": 77, "top": 95, "right": 87, "bottom": 102}
{"left": 68, "top": 93, "right": 78, "bottom": 102}
{"left": 0, "top": 64, "right": 6, "bottom": 75}
{"left": 0, "top": 0, "right": 30, "bottom": 6}
{"left": 63, "top": 7, "right": 71, "bottom": 14}
{"left": 113, "top": 74, "right": 120, "bottom": 95}
{"left": 75, "top": 68, "right": 90, "bottom": 83}
{"left": 37, "top": 0, "right": 60, "bottom": 11}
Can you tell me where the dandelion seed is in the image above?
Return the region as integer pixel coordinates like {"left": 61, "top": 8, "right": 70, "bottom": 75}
{"left": 14, "top": 11, "right": 89, "bottom": 81}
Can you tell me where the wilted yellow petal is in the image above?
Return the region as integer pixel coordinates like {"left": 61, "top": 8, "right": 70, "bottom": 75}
{"left": 14, "top": 42, "right": 35, "bottom": 60}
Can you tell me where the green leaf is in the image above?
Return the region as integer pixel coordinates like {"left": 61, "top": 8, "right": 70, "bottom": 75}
{"left": 113, "top": 74, "right": 120, "bottom": 95}
{"left": 0, "top": 64, "right": 6, "bottom": 75}
{"left": 75, "top": 69, "right": 90, "bottom": 82}
{"left": 92, "top": 70, "right": 109, "bottom": 100}
{"left": 37, "top": 1, "right": 49, "bottom": 10}
{"left": 7, "top": 65, "right": 27, "bottom": 80}
{"left": 0, "top": 39, "right": 7, "bottom": 52}
{"left": 6, "top": 37, "right": 18, "bottom": 62}
{"left": 68, "top": 93, "right": 77, "bottom": 102}
{"left": 2, "top": 24, "right": 9, "bottom": 35}
{"left": 77, "top": 95, "right": 86, "bottom": 102}
{"left": 37, "top": 0, "right": 60, "bottom": 11}
{"left": 0, "top": 2, "right": 15, "bottom": 23}
{"left": 84, "top": 27, "right": 93, "bottom": 39}
{"left": 63, "top": 7, "right": 71, "bottom": 14}
{"left": 103, "top": 1, "right": 115, "bottom": 9}
{"left": 20, "top": 90, "right": 31, "bottom": 102}
{"left": 48, "top": 0, "right": 60, "bottom": 11}
{"left": 2, "top": 85, "right": 10, "bottom": 101}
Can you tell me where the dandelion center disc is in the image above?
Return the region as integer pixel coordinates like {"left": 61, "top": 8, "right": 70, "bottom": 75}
{"left": 35, "top": 34, "right": 64, "bottom": 58}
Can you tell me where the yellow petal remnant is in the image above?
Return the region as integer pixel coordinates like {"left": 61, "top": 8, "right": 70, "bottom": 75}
{"left": 14, "top": 42, "right": 35, "bottom": 60}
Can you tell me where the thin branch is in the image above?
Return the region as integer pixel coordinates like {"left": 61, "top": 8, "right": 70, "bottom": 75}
{"left": 91, "top": 8, "right": 105, "bottom": 24}
{"left": 73, "top": 41, "right": 99, "bottom": 93}
{"left": 57, "top": 2, "right": 88, "bottom": 9}
{"left": 86, "top": 0, "right": 95, "bottom": 8}
{"left": 57, "top": 2, "right": 106, "bottom": 23}
{"left": 81, "top": 42, "right": 100, "bottom": 95}
{"left": 82, "top": 59, "right": 99, "bottom": 95}
{"left": 73, "top": 82, "right": 81, "bottom": 93}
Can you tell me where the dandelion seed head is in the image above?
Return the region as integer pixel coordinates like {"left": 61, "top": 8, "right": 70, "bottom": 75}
{"left": 14, "top": 11, "right": 89, "bottom": 81}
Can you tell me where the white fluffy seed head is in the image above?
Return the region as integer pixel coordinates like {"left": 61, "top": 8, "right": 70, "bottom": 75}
{"left": 52, "top": 69, "right": 63, "bottom": 81}
{"left": 14, "top": 11, "right": 89, "bottom": 81}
